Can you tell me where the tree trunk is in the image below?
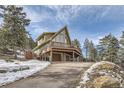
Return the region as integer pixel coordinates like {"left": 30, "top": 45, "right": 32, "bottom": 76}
{"left": 86, "top": 48, "right": 88, "bottom": 62}
{"left": 13, "top": 46, "right": 17, "bottom": 59}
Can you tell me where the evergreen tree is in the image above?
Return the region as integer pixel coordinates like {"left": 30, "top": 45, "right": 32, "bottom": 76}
{"left": 96, "top": 44, "right": 104, "bottom": 61}
{"left": 0, "top": 5, "right": 5, "bottom": 17}
{"left": 0, "top": 5, "right": 30, "bottom": 58}
{"left": 72, "top": 39, "right": 81, "bottom": 48}
{"left": 72, "top": 39, "right": 82, "bottom": 56}
{"left": 99, "top": 35, "right": 109, "bottom": 60}
{"left": 98, "top": 33, "right": 119, "bottom": 62}
{"left": 118, "top": 31, "right": 124, "bottom": 63}
{"left": 84, "top": 38, "right": 90, "bottom": 61}
{"left": 88, "top": 41, "right": 97, "bottom": 62}
{"left": 108, "top": 35, "right": 119, "bottom": 62}
{"left": 25, "top": 35, "right": 36, "bottom": 50}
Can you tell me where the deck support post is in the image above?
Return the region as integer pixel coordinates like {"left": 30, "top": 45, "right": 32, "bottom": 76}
{"left": 42, "top": 54, "right": 44, "bottom": 61}
{"left": 73, "top": 51, "right": 74, "bottom": 62}
{"left": 50, "top": 50, "right": 52, "bottom": 62}
{"left": 45, "top": 54, "right": 46, "bottom": 61}
{"left": 46, "top": 53, "right": 47, "bottom": 61}
{"left": 40, "top": 54, "right": 42, "bottom": 61}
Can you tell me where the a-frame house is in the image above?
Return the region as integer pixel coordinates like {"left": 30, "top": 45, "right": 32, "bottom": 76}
{"left": 33, "top": 26, "right": 82, "bottom": 62}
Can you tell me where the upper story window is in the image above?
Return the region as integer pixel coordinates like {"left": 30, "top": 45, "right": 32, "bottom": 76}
{"left": 53, "top": 34, "right": 66, "bottom": 43}
{"left": 60, "top": 34, "right": 65, "bottom": 43}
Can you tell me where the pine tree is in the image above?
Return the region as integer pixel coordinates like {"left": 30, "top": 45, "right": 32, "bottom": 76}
{"left": 72, "top": 39, "right": 82, "bottom": 56}
{"left": 0, "top": 5, "right": 30, "bottom": 58}
{"left": 72, "top": 39, "right": 80, "bottom": 48}
{"left": 0, "top": 5, "right": 5, "bottom": 17}
{"left": 99, "top": 35, "right": 109, "bottom": 61}
{"left": 88, "top": 41, "right": 97, "bottom": 62}
{"left": 96, "top": 44, "right": 104, "bottom": 61}
{"left": 107, "top": 35, "right": 119, "bottom": 62}
{"left": 118, "top": 31, "right": 124, "bottom": 63}
{"left": 84, "top": 38, "right": 90, "bottom": 61}
{"left": 25, "top": 35, "right": 36, "bottom": 50}
{"left": 98, "top": 33, "right": 119, "bottom": 62}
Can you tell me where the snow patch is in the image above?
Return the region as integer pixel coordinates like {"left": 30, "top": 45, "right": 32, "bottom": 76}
{"left": 0, "top": 60, "right": 50, "bottom": 86}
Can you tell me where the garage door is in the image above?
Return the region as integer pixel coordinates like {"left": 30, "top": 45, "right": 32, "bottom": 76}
{"left": 52, "top": 53, "right": 61, "bottom": 61}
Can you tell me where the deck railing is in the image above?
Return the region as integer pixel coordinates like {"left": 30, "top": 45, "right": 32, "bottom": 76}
{"left": 51, "top": 42, "right": 81, "bottom": 52}
{"left": 51, "top": 42, "right": 71, "bottom": 48}
{"left": 41, "top": 42, "right": 81, "bottom": 54}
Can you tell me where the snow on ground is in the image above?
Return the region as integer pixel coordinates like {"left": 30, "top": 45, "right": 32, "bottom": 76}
{"left": 0, "top": 60, "right": 50, "bottom": 86}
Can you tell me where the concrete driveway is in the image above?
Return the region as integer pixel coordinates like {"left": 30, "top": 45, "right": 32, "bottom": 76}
{"left": 1, "top": 62, "right": 94, "bottom": 88}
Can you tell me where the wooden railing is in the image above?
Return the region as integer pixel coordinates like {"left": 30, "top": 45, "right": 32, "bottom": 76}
{"left": 51, "top": 42, "right": 71, "bottom": 48}
{"left": 51, "top": 42, "right": 81, "bottom": 52}
{"left": 41, "top": 42, "right": 81, "bottom": 54}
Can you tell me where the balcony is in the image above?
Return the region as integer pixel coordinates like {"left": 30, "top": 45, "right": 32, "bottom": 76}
{"left": 51, "top": 42, "right": 71, "bottom": 48}
{"left": 41, "top": 42, "right": 81, "bottom": 54}
{"left": 50, "top": 42, "right": 81, "bottom": 52}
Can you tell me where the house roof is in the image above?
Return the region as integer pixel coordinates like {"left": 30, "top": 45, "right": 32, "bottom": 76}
{"left": 33, "top": 26, "right": 71, "bottom": 51}
{"left": 33, "top": 40, "right": 51, "bottom": 51}
{"left": 36, "top": 32, "right": 56, "bottom": 41}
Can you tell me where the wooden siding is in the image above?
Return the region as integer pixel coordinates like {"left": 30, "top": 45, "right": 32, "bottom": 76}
{"left": 52, "top": 30, "right": 68, "bottom": 44}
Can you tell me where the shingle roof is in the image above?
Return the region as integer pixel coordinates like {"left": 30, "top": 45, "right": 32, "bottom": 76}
{"left": 36, "top": 32, "right": 56, "bottom": 41}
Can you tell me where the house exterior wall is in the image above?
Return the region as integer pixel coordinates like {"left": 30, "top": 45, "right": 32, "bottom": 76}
{"left": 38, "top": 39, "right": 44, "bottom": 46}
{"left": 44, "top": 34, "right": 53, "bottom": 41}
{"left": 34, "top": 43, "right": 50, "bottom": 55}
{"left": 34, "top": 49, "right": 40, "bottom": 55}
{"left": 52, "top": 30, "right": 67, "bottom": 44}
{"left": 38, "top": 34, "right": 54, "bottom": 46}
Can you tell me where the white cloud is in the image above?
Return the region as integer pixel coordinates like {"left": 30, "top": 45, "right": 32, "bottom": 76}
{"left": 100, "top": 6, "right": 112, "bottom": 18}
{"left": 22, "top": 5, "right": 124, "bottom": 42}
{"left": 47, "top": 6, "right": 83, "bottom": 24}
{"left": 46, "top": 6, "right": 116, "bottom": 24}
{"left": 96, "top": 6, "right": 124, "bottom": 22}
{"left": 23, "top": 6, "right": 50, "bottom": 23}
{"left": 90, "top": 26, "right": 124, "bottom": 45}
{"left": 29, "top": 24, "right": 49, "bottom": 40}
{"left": 23, "top": 5, "right": 124, "bottom": 25}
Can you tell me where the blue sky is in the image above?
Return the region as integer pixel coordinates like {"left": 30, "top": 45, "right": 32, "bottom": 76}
{"left": 1, "top": 5, "right": 124, "bottom": 47}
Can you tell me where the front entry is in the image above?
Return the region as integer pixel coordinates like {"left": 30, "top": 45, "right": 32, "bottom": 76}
{"left": 52, "top": 53, "right": 61, "bottom": 61}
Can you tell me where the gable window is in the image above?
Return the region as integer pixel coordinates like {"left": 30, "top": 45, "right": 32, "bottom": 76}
{"left": 60, "top": 34, "right": 64, "bottom": 43}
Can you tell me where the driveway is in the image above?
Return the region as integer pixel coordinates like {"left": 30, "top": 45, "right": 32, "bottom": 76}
{"left": 1, "top": 62, "right": 94, "bottom": 88}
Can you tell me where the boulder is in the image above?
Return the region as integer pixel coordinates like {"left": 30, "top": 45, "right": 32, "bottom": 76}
{"left": 93, "top": 76, "right": 120, "bottom": 88}
{"left": 80, "top": 61, "right": 124, "bottom": 88}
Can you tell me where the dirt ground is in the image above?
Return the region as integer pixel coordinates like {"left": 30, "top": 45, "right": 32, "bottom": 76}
{"left": 1, "top": 62, "right": 94, "bottom": 88}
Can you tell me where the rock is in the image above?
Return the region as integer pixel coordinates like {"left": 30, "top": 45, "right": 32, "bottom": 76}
{"left": 0, "top": 69, "right": 7, "bottom": 73}
{"left": 20, "top": 66, "right": 29, "bottom": 71}
{"left": 93, "top": 76, "right": 120, "bottom": 88}
{"left": 80, "top": 61, "right": 124, "bottom": 88}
